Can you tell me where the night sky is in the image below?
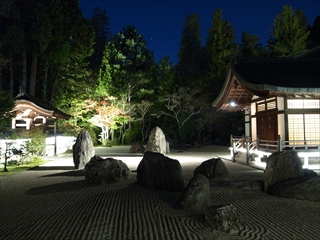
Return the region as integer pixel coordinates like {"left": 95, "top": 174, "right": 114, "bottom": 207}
{"left": 79, "top": 0, "right": 320, "bottom": 63}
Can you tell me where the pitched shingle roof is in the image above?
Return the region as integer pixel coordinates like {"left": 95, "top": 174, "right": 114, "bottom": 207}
{"left": 15, "top": 94, "right": 71, "bottom": 120}
{"left": 213, "top": 47, "right": 320, "bottom": 111}
{"left": 231, "top": 57, "right": 320, "bottom": 90}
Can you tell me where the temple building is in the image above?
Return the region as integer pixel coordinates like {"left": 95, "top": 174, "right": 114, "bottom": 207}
{"left": 11, "top": 94, "right": 71, "bottom": 155}
{"left": 213, "top": 47, "right": 320, "bottom": 167}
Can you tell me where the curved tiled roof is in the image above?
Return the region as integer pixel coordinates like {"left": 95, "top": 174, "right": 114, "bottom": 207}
{"left": 213, "top": 47, "right": 320, "bottom": 111}
{"left": 231, "top": 58, "right": 320, "bottom": 90}
{"left": 15, "top": 94, "right": 71, "bottom": 120}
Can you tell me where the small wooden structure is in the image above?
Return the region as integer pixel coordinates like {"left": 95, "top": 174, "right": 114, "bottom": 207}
{"left": 213, "top": 47, "right": 320, "bottom": 166}
{"left": 12, "top": 94, "right": 71, "bottom": 155}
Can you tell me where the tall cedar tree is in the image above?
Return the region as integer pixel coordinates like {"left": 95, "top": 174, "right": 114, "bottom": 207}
{"left": 0, "top": 0, "right": 92, "bottom": 101}
{"left": 205, "top": 9, "right": 236, "bottom": 100}
{"left": 267, "top": 5, "right": 310, "bottom": 57}
{"left": 107, "top": 25, "right": 154, "bottom": 104}
{"left": 155, "top": 57, "right": 175, "bottom": 97}
{"left": 43, "top": 0, "right": 93, "bottom": 102}
{"left": 239, "top": 31, "right": 266, "bottom": 57}
{"left": 175, "top": 14, "right": 203, "bottom": 88}
{"left": 96, "top": 42, "right": 113, "bottom": 98}
{"left": 0, "top": 0, "right": 24, "bottom": 95}
{"left": 0, "top": 87, "right": 15, "bottom": 128}
{"left": 15, "top": 0, "right": 55, "bottom": 96}
{"left": 99, "top": 26, "right": 155, "bottom": 142}
{"left": 308, "top": 16, "right": 320, "bottom": 48}
{"left": 88, "top": 7, "right": 111, "bottom": 77}
{"left": 52, "top": 16, "right": 95, "bottom": 118}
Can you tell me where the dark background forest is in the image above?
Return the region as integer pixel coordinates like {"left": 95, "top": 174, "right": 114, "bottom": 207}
{"left": 1, "top": 0, "right": 319, "bottom": 147}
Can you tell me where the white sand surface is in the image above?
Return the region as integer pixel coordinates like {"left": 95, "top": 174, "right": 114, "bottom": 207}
{"left": 1, "top": 146, "right": 319, "bottom": 239}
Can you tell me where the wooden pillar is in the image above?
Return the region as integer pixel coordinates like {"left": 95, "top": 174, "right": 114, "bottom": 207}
{"left": 246, "top": 138, "right": 249, "bottom": 164}
{"left": 48, "top": 119, "right": 58, "bottom": 156}
{"left": 230, "top": 134, "right": 236, "bottom": 162}
{"left": 230, "top": 134, "right": 233, "bottom": 147}
{"left": 12, "top": 118, "right": 16, "bottom": 129}
{"left": 277, "top": 135, "right": 282, "bottom": 152}
{"left": 54, "top": 119, "right": 57, "bottom": 156}
{"left": 25, "top": 119, "right": 31, "bottom": 130}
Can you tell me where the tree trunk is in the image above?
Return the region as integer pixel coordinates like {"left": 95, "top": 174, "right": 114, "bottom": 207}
{"left": 29, "top": 49, "right": 38, "bottom": 96}
{"left": 9, "top": 57, "right": 14, "bottom": 95}
{"left": 21, "top": 49, "right": 27, "bottom": 94}
{"left": 111, "top": 128, "right": 114, "bottom": 141}
{"left": 48, "top": 65, "right": 61, "bottom": 102}
{"left": 127, "top": 83, "right": 132, "bottom": 129}
{"left": 3, "top": 154, "right": 9, "bottom": 171}
{"left": 100, "top": 125, "right": 109, "bottom": 146}
{"left": 42, "top": 59, "right": 48, "bottom": 100}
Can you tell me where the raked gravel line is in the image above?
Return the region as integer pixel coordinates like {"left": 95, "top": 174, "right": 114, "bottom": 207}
{"left": 1, "top": 161, "right": 319, "bottom": 240}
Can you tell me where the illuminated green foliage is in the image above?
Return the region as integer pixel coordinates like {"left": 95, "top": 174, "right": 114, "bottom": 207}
{"left": 107, "top": 26, "right": 154, "bottom": 102}
{"left": 0, "top": 87, "right": 15, "bottom": 128}
{"left": 204, "top": 8, "right": 237, "bottom": 99}
{"left": 88, "top": 7, "right": 111, "bottom": 76}
{"left": 239, "top": 31, "right": 266, "bottom": 57}
{"left": 267, "top": 5, "right": 310, "bottom": 57}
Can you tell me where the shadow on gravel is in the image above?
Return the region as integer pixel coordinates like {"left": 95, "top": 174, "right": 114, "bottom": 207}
{"left": 25, "top": 180, "right": 99, "bottom": 195}
{"left": 39, "top": 170, "right": 85, "bottom": 178}
{"left": 26, "top": 176, "right": 139, "bottom": 196}
{"left": 99, "top": 154, "right": 143, "bottom": 157}
{"left": 30, "top": 166, "right": 75, "bottom": 171}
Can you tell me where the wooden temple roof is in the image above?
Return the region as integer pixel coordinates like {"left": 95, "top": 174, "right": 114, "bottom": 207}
{"left": 14, "top": 94, "right": 71, "bottom": 120}
{"left": 213, "top": 47, "right": 320, "bottom": 112}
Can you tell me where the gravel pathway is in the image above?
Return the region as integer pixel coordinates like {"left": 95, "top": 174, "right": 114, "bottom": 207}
{"left": 1, "top": 150, "right": 319, "bottom": 240}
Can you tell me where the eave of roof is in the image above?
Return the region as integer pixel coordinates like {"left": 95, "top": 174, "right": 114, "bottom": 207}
{"left": 213, "top": 47, "right": 320, "bottom": 112}
{"left": 212, "top": 70, "right": 256, "bottom": 112}
{"left": 14, "top": 94, "right": 71, "bottom": 120}
{"left": 230, "top": 58, "right": 320, "bottom": 89}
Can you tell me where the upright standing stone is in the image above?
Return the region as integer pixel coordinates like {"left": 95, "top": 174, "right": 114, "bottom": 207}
{"left": 175, "top": 174, "right": 211, "bottom": 213}
{"left": 137, "top": 151, "right": 185, "bottom": 192}
{"left": 263, "top": 150, "right": 304, "bottom": 192}
{"left": 145, "top": 126, "right": 167, "bottom": 154}
{"left": 73, "top": 129, "right": 95, "bottom": 169}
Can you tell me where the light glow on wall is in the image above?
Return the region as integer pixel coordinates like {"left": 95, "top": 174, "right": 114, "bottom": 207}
{"left": 230, "top": 101, "right": 237, "bottom": 107}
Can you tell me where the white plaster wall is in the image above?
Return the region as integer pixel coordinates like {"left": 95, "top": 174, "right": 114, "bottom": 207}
{"left": 251, "top": 118, "right": 257, "bottom": 142}
{"left": 250, "top": 102, "right": 257, "bottom": 141}
{"left": 277, "top": 97, "right": 284, "bottom": 111}
{"left": 251, "top": 102, "right": 256, "bottom": 115}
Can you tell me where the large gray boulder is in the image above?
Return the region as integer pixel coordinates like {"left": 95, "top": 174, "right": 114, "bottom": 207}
{"left": 73, "top": 129, "right": 95, "bottom": 169}
{"left": 263, "top": 150, "right": 304, "bottom": 192}
{"left": 205, "top": 204, "right": 244, "bottom": 233}
{"left": 84, "top": 155, "right": 131, "bottom": 184}
{"left": 194, "top": 158, "right": 228, "bottom": 179}
{"left": 145, "top": 126, "right": 167, "bottom": 154}
{"left": 137, "top": 151, "right": 185, "bottom": 192}
{"left": 175, "top": 174, "right": 211, "bottom": 213}
{"left": 269, "top": 176, "right": 320, "bottom": 202}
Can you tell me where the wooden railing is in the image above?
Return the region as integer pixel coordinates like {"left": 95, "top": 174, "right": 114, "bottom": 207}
{"left": 230, "top": 135, "right": 256, "bottom": 164}
{"left": 230, "top": 134, "right": 320, "bottom": 164}
{"left": 281, "top": 140, "right": 320, "bottom": 151}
